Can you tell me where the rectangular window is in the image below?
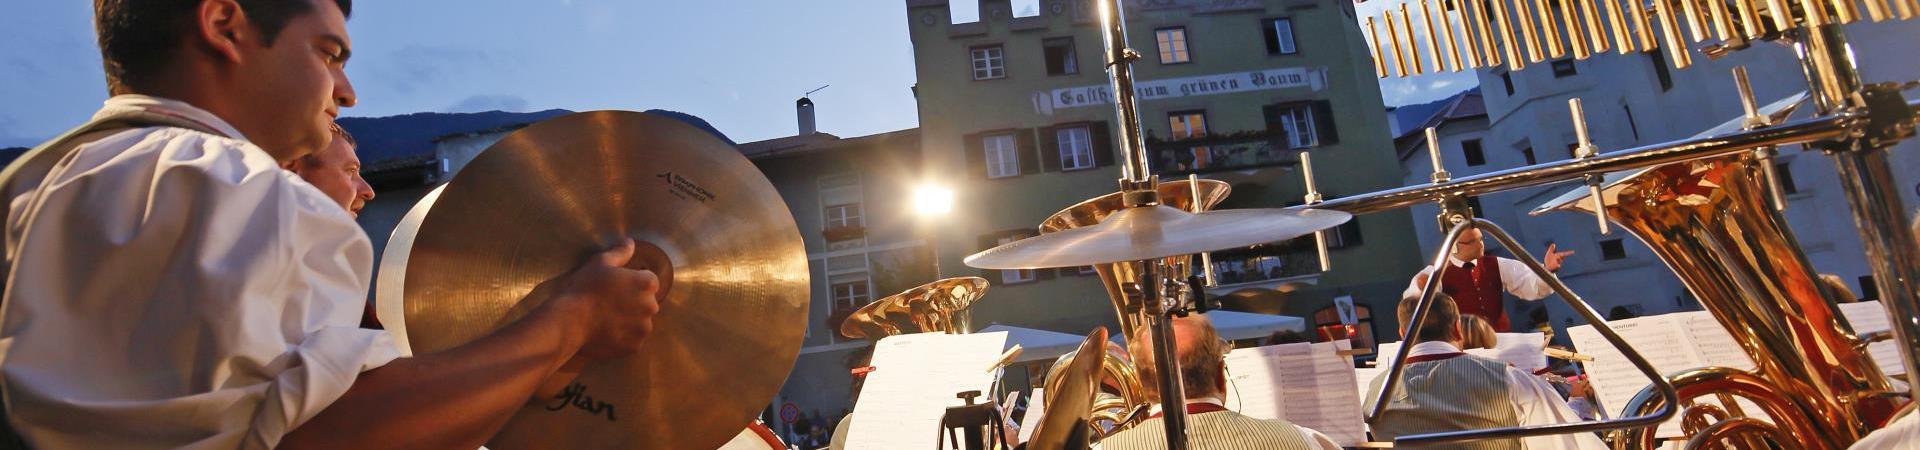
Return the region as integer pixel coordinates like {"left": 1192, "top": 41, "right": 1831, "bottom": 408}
{"left": 971, "top": 45, "right": 1006, "bottom": 80}
{"left": 998, "top": 234, "right": 1036, "bottom": 283}
{"left": 1043, "top": 37, "right": 1078, "bottom": 76}
{"left": 1567, "top": 142, "right": 1581, "bottom": 159}
{"left": 1327, "top": 221, "right": 1364, "bottom": 248}
{"left": 1265, "top": 18, "right": 1297, "bottom": 55}
{"left": 1776, "top": 162, "right": 1798, "bottom": 194}
{"left": 830, "top": 277, "right": 871, "bottom": 312}
{"left": 1500, "top": 71, "right": 1515, "bottom": 96}
{"left": 1169, "top": 111, "right": 1210, "bottom": 167}
{"left": 1521, "top": 146, "right": 1538, "bottom": 165}
{"left": 1155, "top": 27, "right": 1191, "bottom": 64}
{"left": 983, "top": 133, "right": 1019, "bottom": 178}
{"left": 1860, "top": 275, "right": 1879, "bottom": 300}
{"left": 1600, "top": 238, "right": 1627, "bottom": 260}
{"left": 1056, "top": 126, "right": 1095, "bottom": 170}
{"left": 824, "top": 203, "right": 863, "bottom": 229}
{"left": 1462, "top": 139, "right": 1486, "bottom": 166}
{"left": 1647, "top": 49, "right": 1673, "bottom": 91}
{"left": 1552, "top": 59, "right": 1578, "bottom": 78}
{"left": 1466, "top": 196, "right": 1486, "bottom": 218}
{"left": 1272, "top": 105, "right": 1319, "bottom": 149}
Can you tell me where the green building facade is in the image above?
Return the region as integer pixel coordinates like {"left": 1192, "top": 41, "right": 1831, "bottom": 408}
{"left": 906, "top": 0, "right": 1424, "bottom": 345}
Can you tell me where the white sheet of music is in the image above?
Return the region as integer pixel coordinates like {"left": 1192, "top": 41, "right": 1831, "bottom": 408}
{"left": 1222, "top": 340, "right": 1366, "bottom": 446}
{"left": 1016, "top": 388, "right": 1044, "bottom": 444}
{"left": 1465, "top": 332, "right": 1548, "bottom": 374}
{"left": 846, "top": 332, "right": 1009, "bottom": 450}
{"left": 1839, "top": 301, "right": 1911, "bottom": 377}
{"left": 1568, "top": 312, "right": 1774, "bottom": 437}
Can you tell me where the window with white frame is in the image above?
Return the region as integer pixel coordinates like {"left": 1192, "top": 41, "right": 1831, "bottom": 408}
{"left": 1273, "top": 105, "right": 1318, "bottom": 149}
{"left": 1155, "top": 27, "right": 1190, "bottom": 64}
{"left": 1057, "top": 126, "right": 1094, "bottom": 170}
{"left": 824, "top": 203, "right": 863, "bottom": 229}
{"left": 1266, "top": 18, "right": 1297, "bottom": 54}
{"left": 971, "top": 45, "right": 1006, "bottom": 80}
{"left": 829, "top": 276, "right": 872, "bottom": 312}
{"left": 984, "top": 133, "right": 1020, "bottom": 178}
{"left": 998, "top": 235, "right": 1036, "bottom": 283}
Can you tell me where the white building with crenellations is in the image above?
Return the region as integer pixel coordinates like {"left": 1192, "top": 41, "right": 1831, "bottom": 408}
{"left": 1390, "top": 18, "right": 1920, "bottom": 342}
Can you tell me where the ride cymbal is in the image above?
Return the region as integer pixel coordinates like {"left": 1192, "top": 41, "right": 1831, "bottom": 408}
{"left": 376, "top": 111, "right": 808, "bottom": 450}
{"left": 965, "top": 202, "right": 1350, "bottom": 270}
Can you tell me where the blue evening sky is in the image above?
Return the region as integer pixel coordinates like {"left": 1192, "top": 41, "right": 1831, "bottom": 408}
{"left": 0, "top": 0, "right": 1470, "bottom": 148}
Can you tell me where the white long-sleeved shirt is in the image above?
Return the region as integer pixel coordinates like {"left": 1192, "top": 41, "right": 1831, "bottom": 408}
{"left": 1851, "top": 411, "right": 1919, "bottom": 450}
{"left": 0, "top": 95, "right": 404, "bottom": 449}
{"left": 1403, "top": 256, "right": 1556, "bottom": 302}
{"left": 1392, "top": 341, "right": 1607, "bottom": 450}
{"left": 1096, "top": 397, "right": 1346, "bottom": 450}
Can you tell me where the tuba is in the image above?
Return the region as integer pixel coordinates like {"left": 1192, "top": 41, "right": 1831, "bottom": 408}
{"left": 1538, "top": 151, "right": 1904, "bottom": 449}
{"left": 1035, "top": 178, "right": 1232, "bottom": 437}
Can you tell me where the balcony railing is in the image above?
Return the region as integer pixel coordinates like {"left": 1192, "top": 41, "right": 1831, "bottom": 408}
{"left": 1147, "top": 130, "right": 1304, "bottom": 176}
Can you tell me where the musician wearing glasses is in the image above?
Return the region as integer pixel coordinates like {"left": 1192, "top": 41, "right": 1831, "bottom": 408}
{"left": 1403, "top": 228, "right": 1576, "bottom": 332}
{"left": 1365, "top": 293, "right": 1604, "bottom": 450}
{"left": 0, "top": 1, "right": 660, "bottom": 448}
{"left": 1098, "top": 314, "right": 1344, "bottom": 450}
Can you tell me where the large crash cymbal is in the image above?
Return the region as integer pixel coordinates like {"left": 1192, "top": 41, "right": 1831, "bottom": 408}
{"left": 375, "top": 111, "right": 808, "bottom": 450}
{"left": 964, "top": 202, "right": 1351, "bottom": 270}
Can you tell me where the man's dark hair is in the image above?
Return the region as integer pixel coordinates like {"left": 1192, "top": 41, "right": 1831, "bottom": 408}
{"left": 94, "top": 0, "right": 353, "bottom": 94}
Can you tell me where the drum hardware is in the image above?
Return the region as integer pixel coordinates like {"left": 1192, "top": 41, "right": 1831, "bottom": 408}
{"left": 1734, "top": 66, "right": 1794, "bottom": 211}
{"left": 1567, "top": 98, "right": 1612, "bottom": 235}
{"left": 375, "top": 111, "right": 808, "bottom": 450}
{"left": 1301, "top": 153, "right": 1334, "bottom": 272}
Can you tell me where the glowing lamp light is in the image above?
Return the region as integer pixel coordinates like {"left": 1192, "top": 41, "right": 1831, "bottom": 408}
{"left": 913, "top": 184, "right": 955, "bottom": 217}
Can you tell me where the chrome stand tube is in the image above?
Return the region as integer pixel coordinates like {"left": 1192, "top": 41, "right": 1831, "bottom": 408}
{"left": 1796, "top": 23, "right": 1920, "bottom": 404}
{"left": 1140, "top": 263, "right": 1190, "bottom": 450}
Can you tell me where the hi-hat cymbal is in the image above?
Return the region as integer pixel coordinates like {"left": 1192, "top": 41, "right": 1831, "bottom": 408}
{"left": 838, "top": 277, "right": 990, "bottom": 339}
{"left": 376, "top": 111, "right": 808, "bottom": 450}
{"left": 1026, "top": 327, "right": 1107, "bottom": 449}
{"left": 964, "top": 202, "right": 1351, "bottom": 270}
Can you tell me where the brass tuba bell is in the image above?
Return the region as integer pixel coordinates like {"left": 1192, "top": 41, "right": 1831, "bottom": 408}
{"left": 1539, "top": 151, "right": 1904, "bottom": 449}
{"left": 839, "top": 277, "right": 991, "bottom": 339}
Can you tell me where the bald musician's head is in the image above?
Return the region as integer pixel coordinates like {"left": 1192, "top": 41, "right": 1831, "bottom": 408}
{"left": 1397, "top": 292, "right": 1464, "bottom": 346}
{"left": 1128, "top": 314, "right": 1232, "bottom": 401}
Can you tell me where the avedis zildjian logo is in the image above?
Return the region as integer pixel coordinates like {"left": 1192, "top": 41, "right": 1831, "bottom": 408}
{"left": 657, "top": 171, "right": 716, "bottom": 204}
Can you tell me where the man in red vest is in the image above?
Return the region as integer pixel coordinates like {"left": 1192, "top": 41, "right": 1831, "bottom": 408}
{"left": 1402, "top": 228, "right": 1575, "bottom": 332}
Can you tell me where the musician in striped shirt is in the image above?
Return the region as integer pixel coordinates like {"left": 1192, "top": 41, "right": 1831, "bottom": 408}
{"left": 1364, "top": 293, "right": 1605, "bottom": 450}
{"left": 1097, "top": 314, "right": 1343, "bottom": 450}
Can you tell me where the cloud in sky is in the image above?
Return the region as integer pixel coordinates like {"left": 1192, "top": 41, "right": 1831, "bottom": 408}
{"left": 365, "top": 45, "right": 497, "bottom": 96}
{"left": 445, "top": 94, "right": 531, "bottom": 113}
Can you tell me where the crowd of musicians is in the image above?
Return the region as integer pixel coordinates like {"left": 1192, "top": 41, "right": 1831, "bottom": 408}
{"left": 0, "top": 1, "right": 1915, "bottom": 450}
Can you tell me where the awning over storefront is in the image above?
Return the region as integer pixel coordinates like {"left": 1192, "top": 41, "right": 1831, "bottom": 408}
{"left": 1205, "top": 310, "right": 1308, "bottom": 342}
{"left": 979, "top": 324, "right": 1088, "bottom": 363}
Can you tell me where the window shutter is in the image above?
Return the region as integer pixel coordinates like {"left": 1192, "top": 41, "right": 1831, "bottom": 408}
{"left": 965, "top": 133, "right": 988, "bottom": 179}
{"left": 1039, "top": 125, "right": 1063, "bottom": 172}
{"left": 1262, "top": 104, "right": 1292, "bottom": 149}
{"left": 1311, "top": 100, "right": 1340, "bottom": 146}
{"left": 1016, "top": 129, "right": 1040, "bottom": 176}
{"left": 1263, "top": 20, "right": 1281, "bottom": 55}
{"left": 1091, "top": 121, "right": 1117, "bottom": 168}
{"left": 1037, "top": 267, "right": 1058, "bottom": 280}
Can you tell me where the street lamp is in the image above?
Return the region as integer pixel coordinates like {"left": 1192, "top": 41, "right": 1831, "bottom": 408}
{"left": 912, "top": 183, "right": 955, "bottom": 279}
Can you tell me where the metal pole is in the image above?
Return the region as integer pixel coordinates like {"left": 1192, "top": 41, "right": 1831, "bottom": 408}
{"left": 1095, "top": 0, "right": 1153, "bottom": 184}
{"left": 1795, "top": 23, "right": 1920, "bottom": 403}
{"left": 1140, "top": 263, "right": 1190, "bottom": 450}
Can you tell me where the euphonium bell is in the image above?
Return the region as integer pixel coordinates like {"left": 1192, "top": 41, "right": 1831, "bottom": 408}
{"left": 839, "top": 277, "right": 991, "bottom": 339}
{"left": 1538, "top": 151, "right": 1903, "bottom": 449}
{"left": 1042, "top": 340, "right": 1151, "bottom": 438}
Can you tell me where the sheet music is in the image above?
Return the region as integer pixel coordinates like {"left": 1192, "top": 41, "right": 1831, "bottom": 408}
{"left": 1839, "top": 301, "right": 1911, "bottom": 377}
{"left": 846, "top": 332, "right": 1008, "bottom": 450}
{"left": 1680, "top": 312, "right": 1756, "bottom": 371}
{"left": 1223, "top": 341, "right": 1366, "bottom": 446}
{"left": 1016, "top": 388, "right": 1044, "bottom": 444}
{"left": 1354, "top": 367, "right": 1387, "bottom": 402}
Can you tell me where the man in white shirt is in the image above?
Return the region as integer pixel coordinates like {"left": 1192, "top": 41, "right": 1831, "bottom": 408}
{"left": 286, "top": 123, "right": 374, "bottom": 218}
{"left": 1366, "top": 293, "right": 1604, "bottom": 450}
{"left": 1098, "top": 314, "right": 1345, "bottom": 450}
{"left": 1404, "top": 228, "right": 1575, "bottom": 331}
{"left": 0, "top": 1, "right": 660, "bottom": 449}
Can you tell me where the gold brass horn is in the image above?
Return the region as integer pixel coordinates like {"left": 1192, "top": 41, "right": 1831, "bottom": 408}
{"left": 839, "top": 277, "right": 991, "bottom": 339}
{"left": 1034, "top": 178, "right": 1232, "bottom": 437}
{"left": 1042, "top": 341, "right": 1150, "bottom": 438}
{"left": 1540, "top": 152, "right": 1903, "bottom": 449}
